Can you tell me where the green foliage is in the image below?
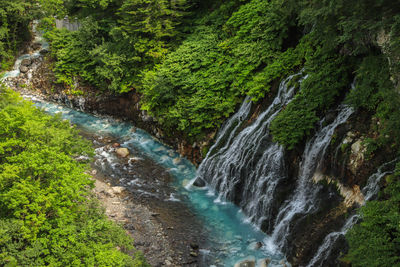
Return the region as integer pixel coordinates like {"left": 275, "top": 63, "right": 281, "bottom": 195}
{"left": 0, "top": 87, "right": 148, "bottom": 266}
{"left": 346, "top": 54, "right": 400, "bottom": 152}
{"left": 139, "top": 0, "right": 300, "bottom": 136}
{"left": 345, "top": 163, "right": 400, "bottom": 266}
{"left": 44, "top": 0, "right": 192, "bottom": 93}
{"left": 44, "top": 0, "right": 400, "bottom": 147}
{"left": 270, "top": 47, "right": 352, "bottom": 149}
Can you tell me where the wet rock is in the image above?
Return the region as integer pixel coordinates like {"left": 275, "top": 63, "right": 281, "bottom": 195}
{"left": 193, "top": 178, "right": 206, "bottom": 187}
{"left": 112, "top": 142, "right": 120, "bottom": 148}
{"left": 189, "top": 251, "right": 198, "bottom": 257}
{"left": 32, "top": 42, "right": 42, "bottom": 50}
{"left": 20, "top": 65, "right": 29, "bottom": 73}
{"left": 257, "top": 258, "right": 271, "bottom": 267}
{"left": 234, "top": 257, "right": 256, "bottom": 267}
{"left": 348, "top": 139, "right": 366, "bottom": 175}
{"left": 21, "top": 58, "right": 32, "bottom": 66}
{"left": 116, "top": 147, "right": 130, "bottom": 157}
{"left": 40, "top": 48, "right": 49, "bottom": 54}
{"left": 248, "top": 241, "right": 263, "bottom": 250}
{"left": 189, "top": 243, "right": 199, "bottom": 250}
{"left": 173, "top": 157, "right": 181, "bottom": 164}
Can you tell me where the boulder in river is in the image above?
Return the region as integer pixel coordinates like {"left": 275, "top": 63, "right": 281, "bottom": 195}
{"left": 20, "top": 65, "right": 29, "bottom": 73}
{"left": 112, "top": 142, "right": 120, "bottom": 148}
{"left": 257, "top": 258, "right": 271, "bottom": 267}
{"left": 21, "top": 58, "right": 32, "bottom": 66}
{"left": 32, "top": 42, "right": 42, "bottom": 50}
{"left": 193, "top": 177, "right": 206, "bottom": 187}
{"left": 40, "top": 48, "right": 49, "bottom": 54}
{"left": 248, "top": 241, "right": 263, "bottom": 250}
{"left": 116, "top": 147, "right": 130, "bottom": 157}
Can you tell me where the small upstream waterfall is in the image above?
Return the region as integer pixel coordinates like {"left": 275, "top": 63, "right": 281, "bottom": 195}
{"left": 269, "top": 105, "right": 354, "bottom": 250}
{"left": 306, "top": 159, "right": 397, "bottom": 266}
{"left": 198, "top": 72, "right": 305, "bottom": 229}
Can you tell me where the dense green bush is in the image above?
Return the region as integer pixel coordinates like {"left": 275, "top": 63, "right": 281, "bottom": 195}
{"left": 0, "top": 87, "right": 148, "bottom": 266}
{"left": 270, "top": 46, "right": 352, "bottom": 149}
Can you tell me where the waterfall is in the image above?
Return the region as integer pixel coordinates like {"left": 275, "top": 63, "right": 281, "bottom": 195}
{"left": 197, "top": 72, "right": 305, "bottom": 229}
{"left": 306, "top": 159, "right": 398, "bottom": 266}
{"left": 269, "top": 105, "right": 354, "bottom": 250}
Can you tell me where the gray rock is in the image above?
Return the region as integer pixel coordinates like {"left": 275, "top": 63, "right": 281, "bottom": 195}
{"left": 112, "top": 186, "right": 126, "bottom": 194}
{"left": 32, "top": 42, "right": 42, "bottom": 50}
{"left": 193, "top": 178, "right": 206, "bottom": 187}
{"left": 116, "top": 147, "right": 130, "bottom": 157}
{"left": 257, "top": 258, "right": 271, "bottom": 267}
{"left": 21, "top": 58, "right": 32, "bottom": 66}
{"left": 19, "top": 65, "right": 29, "bottom": 73}
{"left": 40, "top": 48, "right": 49, "bottom": 54}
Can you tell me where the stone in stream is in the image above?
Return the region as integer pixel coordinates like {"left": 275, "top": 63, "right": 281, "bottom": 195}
{"left": 32, "top": 42, "right": 42, "bottom": 50}
{"left": 234, "top": 257, "right": 256, "bottom": 267}
{"left": 116, "top": 147, "right": 130, "bottom": 157}
{"left": 257, "top": 258, "right": 271, "bottom": 267}
{"left": 112, "top": 142, "right": 120, "bottom": 148}
{"left": 40, "top": 48, "right": 49, "bottom": 54}
{"left": 248, "top": 241, "right": 263, "bottom": 250}
{"left": 21, "top": 58, "right": 32, "bottom": 66}
{"left": 193, "top": 177, "right": 206, "bottom": 187}
{"left": 20, "top": 65, "right": 29, "bottom": 73}
{"left": 173, "top": 157, "right": 182, "bottom": 164}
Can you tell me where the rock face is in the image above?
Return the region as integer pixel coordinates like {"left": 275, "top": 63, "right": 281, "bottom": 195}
{"left": 19, "top": 65, "right": 29, "bottom": 73}
{"left": 116, "top": 147, "right": 130, "bottom": 157}
{"left": 21, "top": 58, "right": 32, "bottom": 66}
{"left": 348, "top": 139, "right": 366, "bottom": 175}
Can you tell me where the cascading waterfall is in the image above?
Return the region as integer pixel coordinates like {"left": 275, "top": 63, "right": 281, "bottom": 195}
{"left": 306, "top": 159, "right": 398, "bottom": 266}
{"left": 197, "top": 72, "right": 305, "bottom": 230}
{"left": 198, "top": 70, "right": 357, "bottom": 262}
{"left": 269, "top": 105, "right": 354, "bottom": 250}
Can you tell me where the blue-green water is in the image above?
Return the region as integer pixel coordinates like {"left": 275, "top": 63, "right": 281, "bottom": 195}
{"left": 29, "top": 99, "right": 286, "bottom": 266}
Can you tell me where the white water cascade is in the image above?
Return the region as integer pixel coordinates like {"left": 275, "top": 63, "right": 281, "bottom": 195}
{"left": 197, "top": 72, "right": 305, "bottom": 230}
{"left": 198, "top": 71, "right": 358, "bottom": 264}
{"left": 269, "top": 105, "right": 354, "bottom": 250}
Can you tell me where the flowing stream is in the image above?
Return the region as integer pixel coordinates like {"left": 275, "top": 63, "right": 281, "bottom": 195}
{"left": 1, "top": 22, "right": 288, "bottom": 266}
